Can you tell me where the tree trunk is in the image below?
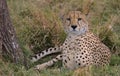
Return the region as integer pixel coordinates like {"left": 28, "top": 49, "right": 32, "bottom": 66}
{"left": 0, "top": 0, "right": 24, "bottom": 64}
{"left": 0, "top": 32, "right": 2, "bottom": 54}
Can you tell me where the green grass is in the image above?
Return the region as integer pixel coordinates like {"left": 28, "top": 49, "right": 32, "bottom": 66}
{"left": 0, "top": 58, "right": 120, "bottom": 76}
{"left": 0, "top": 0, "right": 120, "bottom": 76}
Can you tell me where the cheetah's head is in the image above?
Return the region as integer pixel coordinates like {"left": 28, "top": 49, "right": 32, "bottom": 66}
{"left": 63, "top": 11, "right": 88, "bottom": 35}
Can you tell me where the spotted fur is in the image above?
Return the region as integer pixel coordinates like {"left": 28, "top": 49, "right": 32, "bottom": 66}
{"left": 31, "top": 11, "right": 111, "bottom": 70}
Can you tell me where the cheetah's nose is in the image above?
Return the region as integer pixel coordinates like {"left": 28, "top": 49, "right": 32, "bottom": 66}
{"left": 71, "top": 25, "right": 77, "bottom": 30}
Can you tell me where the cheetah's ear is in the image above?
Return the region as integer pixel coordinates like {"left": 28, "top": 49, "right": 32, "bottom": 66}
{"left": 82, "top": 0, "right": 94, "bottom": 17}
{"left": 59, "top": 14, "right": 65, "bottom": 24}
{"left": 59, "top": 14, "right": 64, "bottom": 21}
{"left": 59, "top": 9, "right": 71, "bottom": 22}
{"left": 59, "top": 11, "right": 69, "bottom": 21}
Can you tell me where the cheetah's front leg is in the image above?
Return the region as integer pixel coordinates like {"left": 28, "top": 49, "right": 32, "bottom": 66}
{"left": 34, "top": 54, "right": 62, "bottom": 70}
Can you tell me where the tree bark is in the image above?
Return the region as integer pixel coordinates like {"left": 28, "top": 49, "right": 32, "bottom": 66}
{"left": 0, "top": 0, "right": 24, "bottom": 64}
{"left": 0, "top": 33, "right": 1, "bottom": 59}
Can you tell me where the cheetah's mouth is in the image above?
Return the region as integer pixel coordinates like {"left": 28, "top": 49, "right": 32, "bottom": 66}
{"left": 70, "top": 30, "right": 79, "bottom": 34}
{"left": 72, "top": 29, "right": 76, "bottom": 31}
{"left": 69, "top": 27, "right": 87, "bottom": 35}
{"left": 69, "top": 27, "right": 78, "bottom": 33}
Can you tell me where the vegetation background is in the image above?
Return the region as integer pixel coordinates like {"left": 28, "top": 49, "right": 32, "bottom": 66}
{"left": 0, "top": 0, "right": 120, "bottom": 76}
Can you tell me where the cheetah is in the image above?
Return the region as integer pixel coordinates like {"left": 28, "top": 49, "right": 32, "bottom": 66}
{"left": 31, "top": 11, "right": 111, "bottom": 70}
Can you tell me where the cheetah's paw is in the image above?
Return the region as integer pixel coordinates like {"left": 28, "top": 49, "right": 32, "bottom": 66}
{"left": 34, "top": 62, "right": 48, "bottom": 71}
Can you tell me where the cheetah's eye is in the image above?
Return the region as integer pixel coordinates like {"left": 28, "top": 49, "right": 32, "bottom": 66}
{"left": 66, "top": 18, "right": 71, "bottom": 21}
{"left": 78, "top": 18, "right": 82, "bottom": 21}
